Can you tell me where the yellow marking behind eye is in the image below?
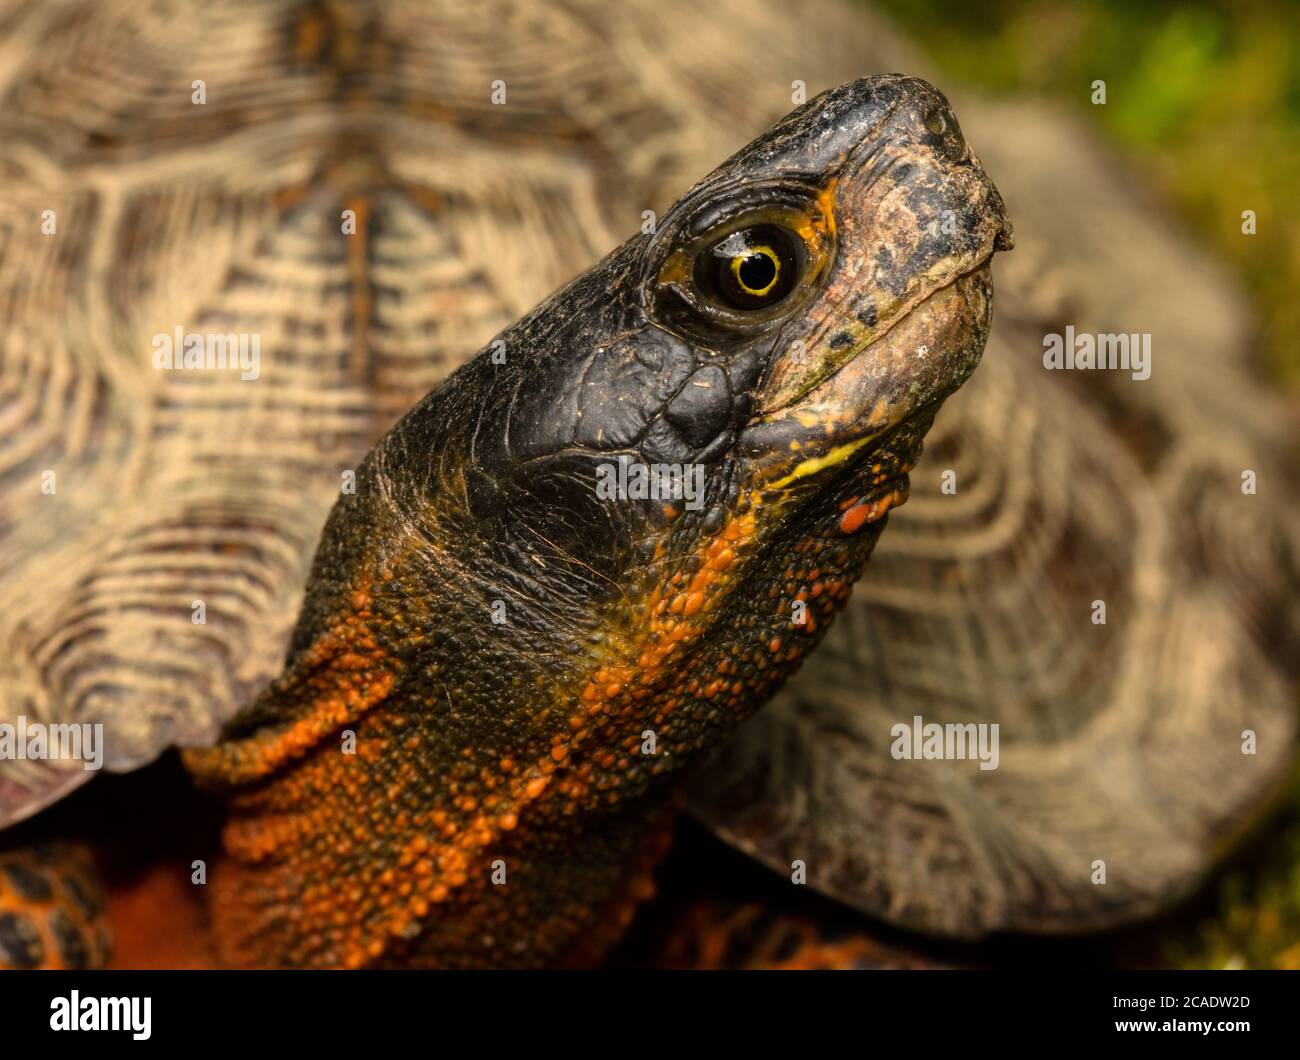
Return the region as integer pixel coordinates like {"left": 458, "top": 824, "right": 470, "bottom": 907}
{"left": 813, "top": 178, "right": 838, "bottom": 238}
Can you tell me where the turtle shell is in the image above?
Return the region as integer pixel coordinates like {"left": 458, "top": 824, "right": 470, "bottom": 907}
{"left": 0, "top": 0, "right": 918, "bottom": 815}
{"left": 0, "top": 0, "right": 1295, "bottom": 945}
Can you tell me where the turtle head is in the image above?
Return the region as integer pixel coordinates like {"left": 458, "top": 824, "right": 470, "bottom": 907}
{"left": 435, "top": 75, "right": 1012, "bottom": 723}
{"left": 188, "top": 76, "right": 1011, "bottom": 969}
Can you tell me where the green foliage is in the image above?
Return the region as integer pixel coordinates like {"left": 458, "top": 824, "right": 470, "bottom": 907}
{"left": 872, "top": 0, "right": 1300, "bottom": 386}
{"left": 1172, "top": 769, "right": 1300, "bottom": 970}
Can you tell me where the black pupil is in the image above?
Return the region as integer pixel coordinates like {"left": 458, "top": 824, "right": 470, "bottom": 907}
{"left": 738, "top": 252, "right": 775, "bottom": 291}
{"left": 692, "top": 223, "right": 803, "bottom": 311}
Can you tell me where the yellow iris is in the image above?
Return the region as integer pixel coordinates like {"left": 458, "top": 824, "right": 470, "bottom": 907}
{"left": 730, "top": 245, "right": 780, "bottom": 297}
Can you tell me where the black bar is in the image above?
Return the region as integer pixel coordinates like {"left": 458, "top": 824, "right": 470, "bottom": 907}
{"left": 0, "top": 969, "right": 1290, "bottom": 1047}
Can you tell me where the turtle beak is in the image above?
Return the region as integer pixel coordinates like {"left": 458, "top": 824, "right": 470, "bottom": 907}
{"left": 754, "top": 122, "right": 1011, "bottom": 419}
{"left": 738, "top": 80, "right": 1010, "bottom": 484}
{"left": 737, "top": 261, "right": 994, "bottom": 484}
{"left": 995, "top": 216, "right": 1016, "bottom": 252}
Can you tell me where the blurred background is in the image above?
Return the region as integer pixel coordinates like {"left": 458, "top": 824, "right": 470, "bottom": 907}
{"left": 868, "top": 0, "right": 1300, "bottom": 970}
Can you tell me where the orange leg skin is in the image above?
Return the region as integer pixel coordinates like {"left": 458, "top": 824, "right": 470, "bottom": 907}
{"left": 0, "top": 843, "right": 111, "bottom": 970}
{"left": 2, "top": 756, "right": 229, "bottom": 969}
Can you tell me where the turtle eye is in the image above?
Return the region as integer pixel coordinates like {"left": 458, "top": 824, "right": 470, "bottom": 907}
{"left": 693, "top": 224, "right": 805, "bottom": 311}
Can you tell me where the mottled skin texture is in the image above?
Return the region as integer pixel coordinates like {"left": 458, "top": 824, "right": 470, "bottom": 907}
{"left": 177, "top": 76, "right": 1010, "bottom": 969}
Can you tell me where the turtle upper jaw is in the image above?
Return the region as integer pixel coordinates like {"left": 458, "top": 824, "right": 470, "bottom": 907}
{"left": 737, "top": 261, "right": 994, "bottom": 490}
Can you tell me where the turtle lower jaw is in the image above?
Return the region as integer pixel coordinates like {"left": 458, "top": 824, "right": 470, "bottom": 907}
{"left": 744, "top": 412, "right": 926, "bottom": 552}
{"left": 823, "top": 416, "right": 926, "bottom": 521}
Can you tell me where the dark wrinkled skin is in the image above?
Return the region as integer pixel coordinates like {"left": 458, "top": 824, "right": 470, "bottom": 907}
{"left": 186, "top": 76, "right": 1012, "bottom": 969}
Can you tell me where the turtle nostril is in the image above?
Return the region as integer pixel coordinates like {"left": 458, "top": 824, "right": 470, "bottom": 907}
{"left": 924, "top": 105, "right": 967, "bottom": 162}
